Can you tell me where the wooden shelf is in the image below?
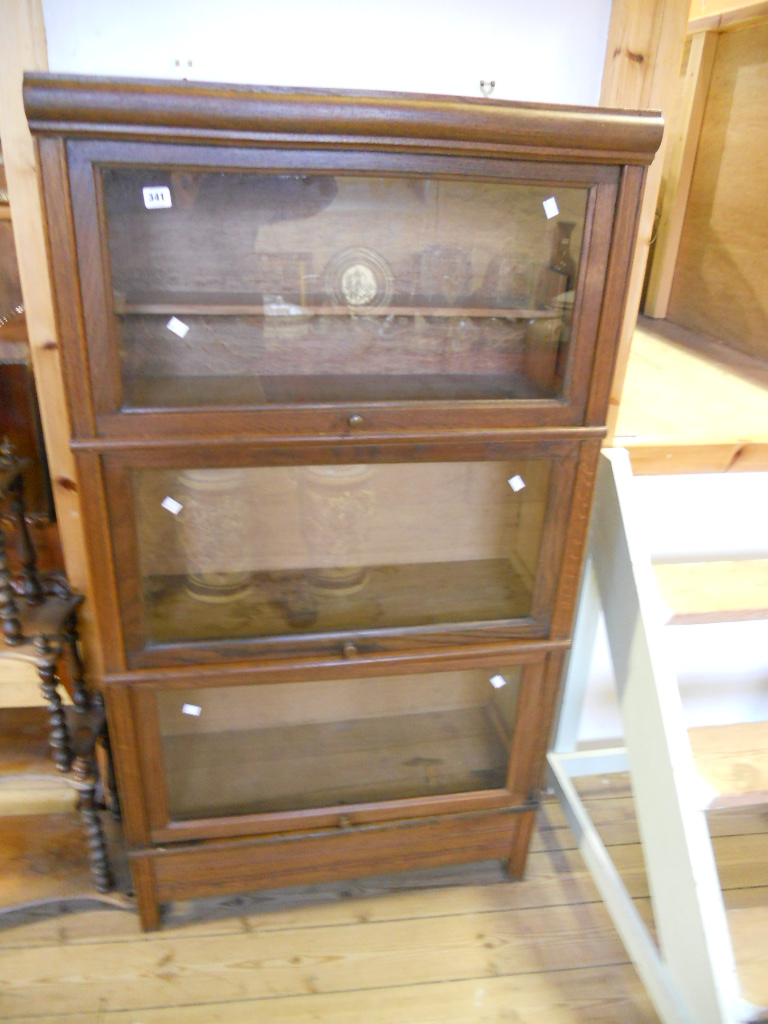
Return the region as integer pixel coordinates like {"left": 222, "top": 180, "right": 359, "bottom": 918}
{"left": 0, "top": 812, "right": 130, "bottom": 916}
{"left": 117, "top": 294, "right": 562, "bottom": 320}
{"left": 0, "top": 708, "right": 129, "bottom": 917}
{"left": 164, "top": 705, "right": 509, "bottom": 819}
{"left": 127, "top": 372, "right": 555, "bottom": 408}
{"left": 0, "top": 591, "right": 82, "bottom": 666}
{"left": 144, "top": 559, "right": 534, "bottom": 646}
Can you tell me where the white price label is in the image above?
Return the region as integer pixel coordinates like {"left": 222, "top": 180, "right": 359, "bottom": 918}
{"left": 543, "top": 196, "right": 559, "bottom": 219}
{"left": 166, "top": 316, "right": 190, "bottom": 338}
{"left": 508, "top": 475, "right": 526, "bottom": 492}
{"left": 182, "top": 703, "right": 202, "bottom": 717}
{"left": 143, "top": 185, "right": 172, "bottom": 209}
{"left": 161, "top": 496, "right": 183, "bottom": 515}
{"left": 490, "top": 674, "right": 507, "bottom": 689}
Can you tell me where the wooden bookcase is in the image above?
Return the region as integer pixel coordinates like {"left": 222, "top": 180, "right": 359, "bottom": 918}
{"left": 25, "top": 74, "right": 661, "bottom": 929}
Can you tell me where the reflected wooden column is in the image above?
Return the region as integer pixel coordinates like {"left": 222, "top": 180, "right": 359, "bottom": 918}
{"left": 177, "top": 469, "right": 253, "bottom": 602}
{"left": 296, "top": 464, "right": 374, "bottom": 594}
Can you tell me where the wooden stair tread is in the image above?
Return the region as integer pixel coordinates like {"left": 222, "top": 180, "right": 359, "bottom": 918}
{"left": 728, "top": 905, "right": 768, "bottom": 1014}
{"left": 689, "top": 721, "right": 768, "bottom": 809}
{"left": 654, "top": 559, "right": 768, "bottom": 624}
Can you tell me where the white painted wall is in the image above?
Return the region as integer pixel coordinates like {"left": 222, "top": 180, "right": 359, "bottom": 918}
{"left": 42, "top": 0, "right": 612, "bottom": 106}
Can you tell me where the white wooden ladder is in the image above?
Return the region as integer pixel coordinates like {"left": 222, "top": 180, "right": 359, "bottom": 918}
{"left": 548, "top": 448, "right": 762, "bottom": 1024}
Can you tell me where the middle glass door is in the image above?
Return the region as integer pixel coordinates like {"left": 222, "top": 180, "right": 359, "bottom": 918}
{"left": 102, "top": 441, "right": 577, "bottom": 664}
{"left": 126, "top": 457, "right": 552, "bottom": 649}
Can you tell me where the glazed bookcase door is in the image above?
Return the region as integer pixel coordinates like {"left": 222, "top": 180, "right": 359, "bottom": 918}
{"left": 99, "top": 440, "right": 583, "bottom": 666}
{"left": 123, "top": 653, "right": 552, "bottom": 843}
{"left": 105, "top": 167, "right": 588, "bottom": 406}
{"left": 63, "top": 141, "right": 620, "bottom": 433}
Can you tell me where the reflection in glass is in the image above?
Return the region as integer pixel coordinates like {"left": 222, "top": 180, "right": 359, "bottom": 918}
{"left": 131, "top": 459, "right": 551, "bottom": 646}
{"left": 157, "top": 667, "right": 523, "bottom": 819}
{"left": 101, "top": 169, "right": 588, "bottom": 408}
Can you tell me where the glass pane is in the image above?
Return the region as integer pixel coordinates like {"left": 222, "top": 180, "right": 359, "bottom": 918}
{"left": 157, "top": 666, "right": 522, "bottom": 819}
{"left": 103, "top": 169, "right": 588, "bottom": 408}
{"left": 131, "top": 459, "right": 551, "bottom": 646}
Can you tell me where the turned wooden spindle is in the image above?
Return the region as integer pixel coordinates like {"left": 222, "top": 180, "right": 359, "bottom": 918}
{"left": 62, "top": 612, "right": 90, "bottom": 711}
{"left": 6, "top": 471, "right": 43, "bottom": 605}
{"left": 0, "top": 521, "right": 23, "bottom": 645}
{"left": 35, "top": 634, "right": 74, "bottom": 772}
{"left": 73, "top": 750, "right": 114, "bottom": 893}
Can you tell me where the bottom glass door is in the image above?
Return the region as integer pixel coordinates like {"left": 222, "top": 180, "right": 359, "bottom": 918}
{"left": 155, "top": 665, "right": 524, "bottom": 821}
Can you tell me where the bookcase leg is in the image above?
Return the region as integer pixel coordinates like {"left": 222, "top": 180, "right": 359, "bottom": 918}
{"left": 131, "top": 857, "right": 162, "bottom": 931}
{"left": 505, "top": 810, "right": 536, "bottom": 880}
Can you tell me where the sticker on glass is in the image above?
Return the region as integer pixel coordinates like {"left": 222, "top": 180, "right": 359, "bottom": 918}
{"left": 508, "top": 475, "right": 526, "bottom": 492}
{"left": 543, "top": 196, "right": 559, "bottom": 219}
{"left": 490, "top": 674, "right": 507, "bottom": 689}
{"left": 166, "top": 316, "right": 190, "bottom": 338}
{"left": 142, "top": 185, "right": 172, "bottom": 209}
{"left": 182, "top": 703, "right": 202, "bottom": 717}
{"left": 161, "top": 496, "right": 183, "bottom": 515}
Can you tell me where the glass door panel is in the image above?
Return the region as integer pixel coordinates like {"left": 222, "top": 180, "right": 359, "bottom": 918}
{"left": 156, "top": 665, "right": 522, "bottom": 819}
{"left": 130, "top": 458, "right": 551, "bottom": 646}
{"left": 102, "top": 168, "right": 588, "bottom": 408}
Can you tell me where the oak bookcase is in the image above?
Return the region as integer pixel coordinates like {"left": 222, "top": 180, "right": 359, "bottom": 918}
{"left": 25, "top": 74, "right": 661, "bottom": 929}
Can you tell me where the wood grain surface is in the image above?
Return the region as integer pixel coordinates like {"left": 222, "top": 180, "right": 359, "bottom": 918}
{"left": 667, "top": 18, "right": 768, "bottom": 362}
{"left": 0, "top": 776, "right": 766, "bottom": 1021}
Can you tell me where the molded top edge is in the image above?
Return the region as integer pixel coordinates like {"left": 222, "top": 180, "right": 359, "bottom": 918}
{"left": 23, "top": 72, "right": 663, "bottom": 165}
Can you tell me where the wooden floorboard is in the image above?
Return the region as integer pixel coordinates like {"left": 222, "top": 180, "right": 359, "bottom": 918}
{"left": 0, "top": 776, "right": 765, "bottom": 1021}
{"left": 0, "top": 966, "right": 663, "bottom": 1024}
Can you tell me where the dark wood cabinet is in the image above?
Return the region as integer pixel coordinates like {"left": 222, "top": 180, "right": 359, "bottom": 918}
{"left": 26, "top": 74, "right": 662, "bottom": 929}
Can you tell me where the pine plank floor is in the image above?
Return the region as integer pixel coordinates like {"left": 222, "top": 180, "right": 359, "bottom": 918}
{"left": 0, "top": 774, "right": 766, "bottom": 1023}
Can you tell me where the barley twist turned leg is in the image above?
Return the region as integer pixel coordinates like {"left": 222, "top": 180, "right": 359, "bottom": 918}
{"left": 73, "top": 751, "right": 114, "bottom": 893}
{"left": 62, "top": 612, "right": 89, "bottom": 711}
{"left": 7, "top": 472, "right": 43, "bottom": 605}
{"left": 0, "top": 522, "right": 23, "bottom": 645}
{"left": 35, "top": 635, "right": 73, "bottom": 772}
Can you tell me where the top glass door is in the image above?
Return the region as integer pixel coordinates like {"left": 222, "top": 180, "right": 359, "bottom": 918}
{"left": 102, "top": 168, "right": 589, "bottom": 410}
